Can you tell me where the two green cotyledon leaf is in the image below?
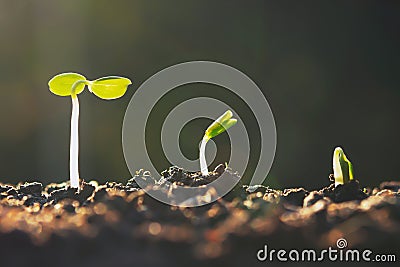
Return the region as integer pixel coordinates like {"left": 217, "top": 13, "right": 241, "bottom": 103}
{"left": 48, "top": 72, "right": 132, "bottom": 100}
{"left": 204, "top": 110, "right": 237, "bottom": 140}
{"left": 88, "top": 76, "right": 132, "bottom": 100}
{"left": 48, "top": 73, "right": 87, "bottom": 97}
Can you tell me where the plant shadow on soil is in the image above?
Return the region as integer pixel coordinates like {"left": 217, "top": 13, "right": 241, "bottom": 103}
{"left": 0, "top": 164, "right": 399, "bottom": 267}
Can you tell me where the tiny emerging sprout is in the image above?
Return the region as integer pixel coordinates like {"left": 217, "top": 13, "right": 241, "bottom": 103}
{"left": 48, "top": 72, "right": 132, "bottom": 188}
{"left": 200, "top": 110, "right": 237, "bottom": 176}
{"left": 333, "top": 147, "right": 354, "bottom": 186}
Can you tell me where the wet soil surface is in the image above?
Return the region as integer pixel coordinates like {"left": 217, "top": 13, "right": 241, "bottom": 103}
{"left": 0, "top": 164, "right": 399, "bottom": 267}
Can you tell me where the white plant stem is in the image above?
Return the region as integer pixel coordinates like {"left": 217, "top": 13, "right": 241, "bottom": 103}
{"left": 333, "top": 155, "right": 342, "bottom": 187}
{"left": 70, "top": 94, "right": 80, "bottom": 188}
{"left": 200, "top": 137, "right": 209, "bottom": 176}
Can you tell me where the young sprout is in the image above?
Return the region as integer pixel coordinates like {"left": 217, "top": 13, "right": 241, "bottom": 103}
{"left": 200, "top": 110, "right": 237, "bottom": 176}
{"left": 48, "top": 72, "right": 132, "bottom": 188}
{"left": 333, "top": 147, "right": 354, "bottom": 186}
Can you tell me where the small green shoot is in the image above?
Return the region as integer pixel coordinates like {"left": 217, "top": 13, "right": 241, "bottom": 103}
{"left": 48, "top": 72, "right": 132, "bottom": 188}
{"left": 333, "top": 147, "right": 354, "bottom": 186}
{"left": 200, "top": 110, "right": 237, "bottom": 176}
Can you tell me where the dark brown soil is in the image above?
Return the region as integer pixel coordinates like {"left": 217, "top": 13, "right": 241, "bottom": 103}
{"left": 0, "top": 165, "right": 399, "bottom": 267}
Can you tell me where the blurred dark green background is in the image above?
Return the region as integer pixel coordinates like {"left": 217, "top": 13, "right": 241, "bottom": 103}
{"left": 0, "top": 0, "right": 399, "bottom": 189}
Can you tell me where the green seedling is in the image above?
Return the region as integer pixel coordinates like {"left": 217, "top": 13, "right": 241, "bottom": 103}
{"left": 200, "top": 110, "right": 237, "bottom": 176}
{"left": 48, "top": 72, "right": 132, "bottom": 188}
{"left": 332, "top": 147, "right": 354, "bottom": 186}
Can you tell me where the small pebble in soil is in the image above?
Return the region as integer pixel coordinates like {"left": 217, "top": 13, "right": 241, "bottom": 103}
{"left": 303, "top": 191, "right": 324, "bottom": 207}
{"left": 19, "top": 182, "right": 43, "bottom": 196}
{"left": 379, "top": 181, "right": 400, "bottom": 192}
{"left": 49, "top": 182, "right": 95, "bottom": 204}
{"left": 282, "top": 188, "right": 309, "bottom": 206}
